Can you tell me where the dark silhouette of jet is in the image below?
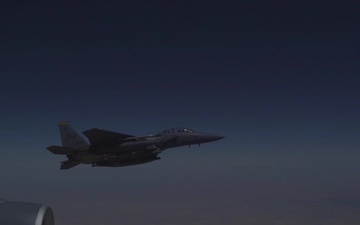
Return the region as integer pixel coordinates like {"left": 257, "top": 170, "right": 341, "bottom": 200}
{"left": 47, "top": 122, "right": 224, "bottom": 169}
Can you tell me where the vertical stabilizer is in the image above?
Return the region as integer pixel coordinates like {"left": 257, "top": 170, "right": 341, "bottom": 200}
{"left": 58, "top": 122, "right": 89, "bottom": 150}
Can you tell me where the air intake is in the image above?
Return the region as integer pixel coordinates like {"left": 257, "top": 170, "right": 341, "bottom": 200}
{"left": 0, "top": 199, "right": 54, "bottom": 225}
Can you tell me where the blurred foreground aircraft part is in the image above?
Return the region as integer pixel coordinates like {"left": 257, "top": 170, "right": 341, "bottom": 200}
{"left": 0, "top": 199, "right": 54, "bottom": 225}
{"left": 47, "top": 122, "right": 224, "bottom": 169}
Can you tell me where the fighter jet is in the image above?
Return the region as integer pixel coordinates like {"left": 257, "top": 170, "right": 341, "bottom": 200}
{"left": 47, "top": 122, "right": 224, "bottom": 169}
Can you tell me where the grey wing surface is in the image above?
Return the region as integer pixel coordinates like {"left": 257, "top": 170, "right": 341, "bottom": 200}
{"left": 60, "top": 161, "right": 80, "bottom": 170}
{"left": 83, "top": 128, "right": 134, "bottom": 147}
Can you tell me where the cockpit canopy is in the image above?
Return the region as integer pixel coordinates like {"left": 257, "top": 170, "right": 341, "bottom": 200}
{"left": 158, "top": 127, "right": 195, "bottom": 135}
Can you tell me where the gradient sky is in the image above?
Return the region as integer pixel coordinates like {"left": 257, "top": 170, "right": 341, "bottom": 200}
{"left": 1, "top": 1, "right": 360, "bottom": 224}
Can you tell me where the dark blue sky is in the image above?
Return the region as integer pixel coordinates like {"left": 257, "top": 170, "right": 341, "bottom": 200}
{"left": 1, "top": 1, "right": 360, "bottom": 224}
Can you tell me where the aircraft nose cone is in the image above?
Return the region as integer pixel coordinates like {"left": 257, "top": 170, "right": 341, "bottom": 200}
{"left": 204, "top": 134, "right": 224, "bottom": 142}
{"left": 212, "top": 134, "right": 224, "bottom": 141}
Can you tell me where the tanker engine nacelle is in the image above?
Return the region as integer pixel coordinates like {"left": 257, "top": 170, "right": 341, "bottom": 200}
{"left": 0, "top": 199, "right": 54, "bottom": 225}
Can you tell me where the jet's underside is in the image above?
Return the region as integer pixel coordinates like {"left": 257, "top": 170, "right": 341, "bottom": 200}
{"left": 93, "top": 155, "right": 161, "bottom": 167}
{"left": 62, "top": 148, "right": 160, "bottom": 168}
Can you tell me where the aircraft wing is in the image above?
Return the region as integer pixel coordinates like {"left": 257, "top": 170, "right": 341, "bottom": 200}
{"left": 60, "top": 161, "right": 80, "bottom": 170}
{"left": 47, "top": 145, "right": 78, "bottom": 154}
{"left": 83, "top": 128, "right": 134, "bottom": 147}
{"left": 125, "top": 135, "right": 156, "bottom": 141}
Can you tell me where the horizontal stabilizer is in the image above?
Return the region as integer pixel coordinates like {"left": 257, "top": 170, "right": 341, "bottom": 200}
{"left": 60, "top": 161, "right": 80, "bottom": 170}
{"left": 47, "top": 145, "right": 77, "bottom": 155}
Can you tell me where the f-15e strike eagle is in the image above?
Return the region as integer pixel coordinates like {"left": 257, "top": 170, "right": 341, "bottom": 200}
{"left": 47, "top": 122, "right": 224, "bottom": 170}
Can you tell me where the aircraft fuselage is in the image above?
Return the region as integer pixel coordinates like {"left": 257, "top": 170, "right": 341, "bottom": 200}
{"left": 47, "top": 124, "right": 224, "bottom": 169}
